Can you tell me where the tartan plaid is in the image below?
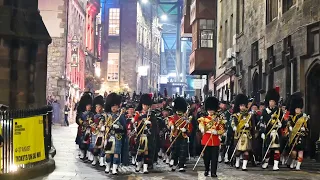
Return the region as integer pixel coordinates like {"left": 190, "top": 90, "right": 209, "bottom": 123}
{"left": 105, "top": 135, "right": 123, "bottom": 154}
{"left": 89, "top": 134, "right": 97, "bottom": 151}
{"left": 171, "top": 136, "right": 188, "bottom": 165}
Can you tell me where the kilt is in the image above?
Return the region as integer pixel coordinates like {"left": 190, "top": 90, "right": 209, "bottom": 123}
{"left": 137, "top": 135, "right": 148, "bottom": 153}
{"left": 89, "top": 134, "right": 97, "bottom": 151}
{"left": 291, "top": 135, "right": 306, "bottom": 152}
{"left": 265, "top": 130, "right": 280, "bottom": 150}
{"left": 172, "top": 136, "right": 188, "bottom": 162}
{"left": 234, "top": 133, "right": 252, "bottom": 152}
{"left": 105, "top": 135, "right": 122, "bottom": 154}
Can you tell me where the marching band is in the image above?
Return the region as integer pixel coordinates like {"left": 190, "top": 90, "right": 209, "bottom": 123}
{"left": 75, "top": 88, "right": 310, "bottom": 177}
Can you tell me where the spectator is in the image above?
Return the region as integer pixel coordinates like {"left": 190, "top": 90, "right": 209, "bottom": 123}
{"left": 64, "top": 105, "right": 70, "bottom": 126}
{"left": 164, "top": 88, "right": 168, "bottom": 97}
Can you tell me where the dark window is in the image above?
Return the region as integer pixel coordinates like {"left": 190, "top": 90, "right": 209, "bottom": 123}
{"left": 251, "top": 41, "right": 259, "bottom": 65}
{"left": 267, "top": 46, "right": 275, "bottom": 89}
{"left": 308, "top": 23, "right": 320, "bottom": 55}
{"left": 267, "top": 0, "right": 278, "bottom": 23}
{"left": 236, "top": 0, "right": 244, "bottom": 34}
{"left": 284, "top": 36, "right": 292, "bottom": 96}
{"left": 199, "top": 19, "right": 214, "bottom": 48}
{"left": 292, "top": 59, "right": 298, "bottom": 92}
{"left": 283, "top": 0, "right": 295, "bottom": 13}
{"left": 224, "top": 20, "right": 228, "bottom": 55}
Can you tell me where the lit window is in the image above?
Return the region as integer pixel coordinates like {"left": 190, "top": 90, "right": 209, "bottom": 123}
{"left": 199, "top": 19, "right": 214, "bottom": 48}
{"left": 108, "top": 8, "right": 120, "bottom": 36}
{"left": 107, "top": 53, "right": 119, "bottom": 81}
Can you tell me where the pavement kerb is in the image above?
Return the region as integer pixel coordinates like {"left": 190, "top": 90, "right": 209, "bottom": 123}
{"left": 0, "top": 159, "right": 55, "bottom": 180}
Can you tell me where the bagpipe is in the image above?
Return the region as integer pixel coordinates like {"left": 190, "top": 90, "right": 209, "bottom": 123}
{"left": 165, "top": 105, "right": 192, "bottom": 154}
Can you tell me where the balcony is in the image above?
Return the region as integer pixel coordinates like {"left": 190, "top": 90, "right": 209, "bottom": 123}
{"left": 189, "top": 48, "right": 215, "bottom": 75}
{"left": 190, "top": 0, "right": 217, "bottom": 25}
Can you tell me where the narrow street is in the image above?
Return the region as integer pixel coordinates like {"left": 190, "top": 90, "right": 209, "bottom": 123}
{"left": 31, "top": 124, "right": 320, "bottom": 180}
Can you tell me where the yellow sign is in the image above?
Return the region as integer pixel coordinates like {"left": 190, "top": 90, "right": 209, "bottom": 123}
{"left": 13, "top": 116, "right": 45, "bottom": 165}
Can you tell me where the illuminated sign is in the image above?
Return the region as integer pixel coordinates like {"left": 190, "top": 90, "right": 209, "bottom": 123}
{"left": 98, "top": 25, "right": 102, "bottom": 60}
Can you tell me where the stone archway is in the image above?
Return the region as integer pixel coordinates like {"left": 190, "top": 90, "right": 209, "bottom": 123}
{"left": 252, "top": 71, "right": 260, "bottom": 102}
{"left": 306, "top": 60, "right": 320, "bottom": 158}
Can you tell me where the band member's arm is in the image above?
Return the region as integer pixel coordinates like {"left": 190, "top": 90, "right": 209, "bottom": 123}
{"left": 230, "top": 115, "right": 238, "bottom": 131}
{"left": 133, "top": 111, "right": 140, "bottom": 123}
{"left": 287, "top": 115, "right": 294, "bottom": 132}
{"left": 198, "top": 118, "right": 205, "bottom": 133}
{"left": 168, "top": 116, "right": 174, "bottom": 130}
{"left": 301, "top": 113, "right": 309, "bottom": 135}
{"left": 76, "top": 113, "right": 83, "bottom": 125}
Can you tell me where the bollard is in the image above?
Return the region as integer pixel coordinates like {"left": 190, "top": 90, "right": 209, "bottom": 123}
{"left": 316, "top": 133, "right": 320, "bottom": 162}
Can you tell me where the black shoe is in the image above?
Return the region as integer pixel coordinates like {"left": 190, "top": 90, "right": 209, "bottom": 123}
{"left": 242, "top": 168, "right": 248, "bottom": 171}
{"left": 204, "top": 171, "right": 209, "bottom": 176}
{"left": 211, "top": 174, "right": 218, "bottom": 177}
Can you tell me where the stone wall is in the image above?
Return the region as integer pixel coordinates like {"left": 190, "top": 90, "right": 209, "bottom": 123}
{"left": 236, "top": 0, "right": 320, "bottom": 99}
{"left": 39, "top": 0, "right": 67, "bottom": 124}
{"left": 136, "top": 2, "right": 161, "bottom": 93}
{"left": 0, "top": 1, "right": 51, "bottom": 109}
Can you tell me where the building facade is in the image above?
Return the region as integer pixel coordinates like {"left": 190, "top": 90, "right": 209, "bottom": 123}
{"left": 0, "top": 0, "right": 51, "bottom": 109}
{"left": 213, "top": 0, "right": 237, "bottom": 102}
{"left": 100, "top": 0, "right": 161, "bottom": 94}
{"left": 181, "top": 0, "right": 217, "bottom": 99}
{"left": 234, "top": 0, "right": 320, "bottom": 157}
{"left": 39, "top": 0, "right": 100, "bottom": 124}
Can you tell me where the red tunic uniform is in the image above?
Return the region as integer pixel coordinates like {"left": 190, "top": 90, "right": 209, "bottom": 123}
{"left": 168, "top": 114, "right": 192, "bottom": 137}
{"left": 198, "top": 116, "right": 225, "bottom": 146}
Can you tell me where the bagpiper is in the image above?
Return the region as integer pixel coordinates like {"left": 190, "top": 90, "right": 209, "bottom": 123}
{"left": 198, "top": 97, "right": 225, "bottom": 177}
{"left": 167, "top": 97, "right": 192, "bottom": 172}
{"left": 76, "top": 92, "right": 94, "bottom": 161}
{"left": 287, "top": 93, "right": 309, "bottom": 170}
{"left": 91, "top": 95, "right": 106, "bottom": 167}
{"left": 104, "top": 93, "right": 126, "bottom": 175}
{"left": 159, "top": 106, "right": 172, "bottom": 164}
{"left": 231, "top": 94, "right": 255, "bottom": 171}
{"left": 123, "top": 103, "right": 135, "bottom": 166}
{"left": 261, "top": 88, "right": 283, "bottom": 171}
{"left": 217, "top": 100, "right": 231, "bottom": 163}
{"left": 133, "top": 94, "right": 153, "bottom": 174}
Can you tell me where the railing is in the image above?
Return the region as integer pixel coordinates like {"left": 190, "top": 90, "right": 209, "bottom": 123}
{"left": 0, "top": 106, "right": 52, "bottom": 174}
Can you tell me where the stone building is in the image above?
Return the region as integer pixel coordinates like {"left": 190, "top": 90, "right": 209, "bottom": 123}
{"left": 39, "top": 0, "right": 100, "bottom": 124}
{"left": 39, "top": 0, "right": 68, "bottom": 124}
{"left": 180, "top": 0, "right": 217, "bottom": 99}
{"left": 236, "top": 0, "right": 320, "bottom": 157}
{"left": 0, "top": 0, "right": 51, "bottom": 109}
{"left": 101, "top": 0, "right": 161, "bottom": 93}
{"left": 214, "top": 0, "right": 238, "bottom": 102}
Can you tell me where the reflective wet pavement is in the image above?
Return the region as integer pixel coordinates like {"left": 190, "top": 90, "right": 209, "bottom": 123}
{"left": 32, "top": 124, "right": 320, "bottom": 180}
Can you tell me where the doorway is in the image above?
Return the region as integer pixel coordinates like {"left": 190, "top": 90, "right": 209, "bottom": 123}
{"left": 306, "top": 61, "right": 320, "bottom": 158}
{"left": 252, "top": 71, "right": 260, "bottom": 102}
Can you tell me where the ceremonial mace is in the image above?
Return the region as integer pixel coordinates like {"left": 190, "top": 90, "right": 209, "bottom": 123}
{"left": 193, "top": 134, "right": 212, "bottom": 170}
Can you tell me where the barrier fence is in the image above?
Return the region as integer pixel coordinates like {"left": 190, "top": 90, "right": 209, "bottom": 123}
{"left": 0, "top": 106, "right": 52, "bottom": 174}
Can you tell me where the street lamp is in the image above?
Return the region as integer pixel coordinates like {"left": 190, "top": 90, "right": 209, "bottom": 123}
{"left": 161, "top": 14, "right": 168, "bottom": 21}
{"left": 138, "top": 65, "right": 149, "bottom": 76}
{"left": 141, "top": 0, "right": 148, "bottom": 4}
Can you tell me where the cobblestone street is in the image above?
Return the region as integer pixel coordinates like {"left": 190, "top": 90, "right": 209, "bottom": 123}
{"left": 32, "top": 124, "right": 320, "bottom": 180}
